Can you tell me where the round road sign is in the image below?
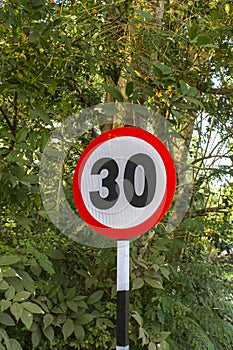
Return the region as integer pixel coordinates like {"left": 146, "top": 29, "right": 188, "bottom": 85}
{"left": 72, "top": 127, "right": 176, "bottom": 239}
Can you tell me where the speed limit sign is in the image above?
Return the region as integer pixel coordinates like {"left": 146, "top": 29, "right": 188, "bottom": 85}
{"left": 72, "top": 127, "right": 176, "bottom": 239}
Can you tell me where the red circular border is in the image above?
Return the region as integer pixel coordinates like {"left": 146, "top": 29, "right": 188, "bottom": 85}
{"left": 72, "top": 127, "right": 176, "bottom": 239}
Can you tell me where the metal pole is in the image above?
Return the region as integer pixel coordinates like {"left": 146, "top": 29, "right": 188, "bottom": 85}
{"left": 116, "top": 240, "right": 130, "bottom": 350}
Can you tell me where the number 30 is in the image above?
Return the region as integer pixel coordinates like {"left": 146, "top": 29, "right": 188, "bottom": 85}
{"left": 90, "top": 153, "right": 156, "bottom": 210}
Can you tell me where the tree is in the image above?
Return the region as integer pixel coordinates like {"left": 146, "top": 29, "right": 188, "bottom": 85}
{"left": 0, "top": 0, "right": 232, "bottom": 349}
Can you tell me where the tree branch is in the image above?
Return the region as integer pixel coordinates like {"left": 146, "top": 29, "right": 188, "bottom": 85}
{"left": 72, "top": 12, "right": 126, "bottom": 44}
{"left": 12, "top": 91, "right": 18, "bottom": 135}
{"left": 197, "top": 83, "right": 233, "bottom": 97}
{"left": 0, "top": 105, "right": 15, "bottom": 134}
{"left": 192, "top": 154, "right": 231, "bottom": 165}
{"left": 190, "top": 204, "right": 233, "bottom": 218}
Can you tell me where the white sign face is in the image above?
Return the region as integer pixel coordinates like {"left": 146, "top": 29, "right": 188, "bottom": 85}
{"left": 73, "top": 127, "right": 176, "bottom": 239}
{"left": 80, "top": 136, "right": 166, "bottom": 229}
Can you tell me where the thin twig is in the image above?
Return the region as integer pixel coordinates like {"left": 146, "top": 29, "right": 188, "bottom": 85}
{"left": 0, "top": 105, "right": 14, "bottom": 134}
{"left": 12, "top": 91, "right": 18, "bottom": 135}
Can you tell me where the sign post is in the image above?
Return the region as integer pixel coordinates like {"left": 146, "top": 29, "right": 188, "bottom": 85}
{"left": 117, "top": 240, "right": 130, "bottom": 350}
{"left": 72, "top": 127, "right": 176, "bottom": 349}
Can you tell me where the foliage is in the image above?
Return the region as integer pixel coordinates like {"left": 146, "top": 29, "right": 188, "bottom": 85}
{"left": 0, "top": 241, "right": 118, "bottom": 349}
{"left": 0, "top": 0, "right": 232, "bottom": 349}
{"left": 130, "top": 235, "right": 233, "bottom": 350}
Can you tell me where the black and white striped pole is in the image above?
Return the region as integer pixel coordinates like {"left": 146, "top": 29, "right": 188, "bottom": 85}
{"left": 117, "top": 240, "right": 130, "bottom": 350}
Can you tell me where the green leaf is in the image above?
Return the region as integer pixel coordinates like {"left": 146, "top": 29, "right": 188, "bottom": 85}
{"left": 96, "top": 317, "right": 114, "bottom": 328}
{"left": 20, "top": 174, "right": 38, "bottom": 185}
{"left": 87, "top": 290, "right": 104, "bottom": 305}
{"left": 62, "top": 318, "right": 74, "bottom": 340}
{"left": 153, "top": 65, "right": 163, "bottom": 78}
{"left": 47, "top": 249, "right": 64, "bottom": 260}
{"left": 197, "top": 35, "right": 212, "bottom": 47}
{"left": 153, "top": 332, "right": 171, "bottom": 343}
{"left": 154, "top": 62, "right": 172, "bottom": 76}
{"left": 43, "top": 325, "right": 54, "bottom": 343}
{"left": 132, "top": 311, "right": 143, "bottom": 327}
{"left": 179, "top": 80, "right": 189, "bottom": 95}
{"left": 40, "top": 129, "right": 50, "bottom": 151}
{"left": 187, "top": 86, "right": 198, "bottom": 97}
{"left": 32, "top": 328, "right": 41, "bottom": 349}
{"left": 0, "top": 255, "right": 21, "bottom": 266}
{"left": 132, "top": 277, "right": 144, "bottom": 290}
{"left": 0, "top": 312, "right": 15, "bottom": 326}
{"left": 102, "top": 84, "right": 124, "bottom": 102}
{"left": 15, "top": 128, "right": 28, "bottom": 143}
{"left": 125, "top": 66, "right": 138, "bottom": 78}
{"left": 210, "top": 9, "right": 219, "bottom": 19}
{"left": 188, "top": 26, "right": 198, "bottom": 41}
{"left": 153, "top": 264, "right": 160, "bottom": 272}
{"left": 30, "top": 105, "right": 52, "bottom": 125}
{"left": 2, "top": 267, "right": 19, "bottom": 278}
{"left": 56, "top": 314, "right": 66, "bottom": 325}
{"left": 74, "top": 324, "right": 85, "bottom": 340}
{"left": 136, "top": 10, "right": 154, "bottom": 19}
{"left": 66, "top": 287, "right": 76, "bottom": 300}
{"left": 9, "top": 338, "right": 23, "bottom": 350}
{"left": 172, "top": 110, "right": 183, "bottom": 119}
{"left": 160, "top": 267, "right": 170, "bottom": 280}
{"left": 149, "top": 342, "right": 157, "bottom": 350}
{"left": 16, "top": 217, "right": 33, "bottom": 231}
{"left": 126, "top": 81, "right": 134, "bottom": 97}
{"left": 153, "top": 255, "right": 165, "bottom": 264}
{"left": 21, "top": 302, "right": 44, "bottom": 314}
{"left": 111, "top": 284, "right": 117, "bottom": 298}
{"left": 21, "top": 309, "right": 33, "bottom": 329}
{"left": 67, "top": 300, "right": 78, "bottom": 313}
{"left": 43, "top": 314, "right": 54, "bottom": 329}
{"left": 13, "top": 291, "right": 31, "bottom": 302}
{"left": 157, "top": 340, "right": 170, "bottom": 350}
{"left": 0, "top": 280, "right": 9, "bottom": 291}
{"left": 58, "top": 289, "right": 65, "bottom": 303}
{"left": 140, "top": 56, "right": 152, "bottom": 66}
{"left": 144, "top": 277, "right": 163, "bottom": 289}
{"left": 30, "top": 262, "right": 42, "bottom": 277}
{"left": 10, "top": 303, "right": 23, "bottom": 322}
{"left": 75, "top": 314, "right": 94, "bottom": 325}
{"left": 17, "top": 271, "right": 35, "bottom": 293}
{"left": 77, "top": 300, "right": 88, "bottom": 309}
{"left": 139, "top": 326, "right": 148, "bottom": 346}
{"left": 29, "top": 130, "right": 38, "bottom": 150}
{"left": 5, "top": 285, "right": 16, "bottom": 300}
{"left": 186, "top": 96, "right": 203, "bottom": 107}
{"left": 0, "top": 299, "right": 11, "bottom": 312}
{"left": 31, "top": 0, "right": 45, "bottom": 8}
{"left": 73, "top": 295, "right": 87, "bottom": 301}
{"left": 0, "top": 327, "right": 11, "bottom": 350}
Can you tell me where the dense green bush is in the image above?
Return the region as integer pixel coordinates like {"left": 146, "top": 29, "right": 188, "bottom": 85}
{"left": 0, "top": 232, "right": 232, "bottom": 349}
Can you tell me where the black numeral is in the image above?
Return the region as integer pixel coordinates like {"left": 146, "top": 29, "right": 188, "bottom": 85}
{"left": 90, "top": 158, "right": 119, "bottom": 210}
{"left": 124, "top": 153, "right": 156, "bottom": 208}
{"left": 90, "top": 154, "right": 156, "bottom": 209}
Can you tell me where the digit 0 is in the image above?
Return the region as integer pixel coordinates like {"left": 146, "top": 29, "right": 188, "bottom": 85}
{"left": 124, "top": 153, "right": 156, "bottom": 208}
